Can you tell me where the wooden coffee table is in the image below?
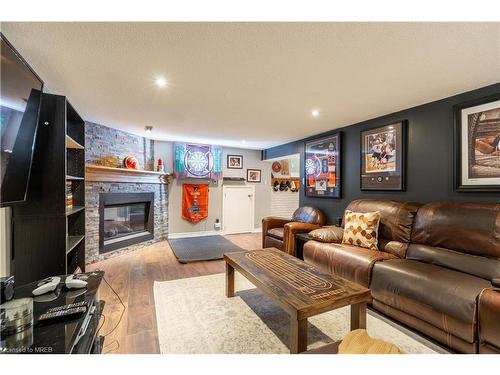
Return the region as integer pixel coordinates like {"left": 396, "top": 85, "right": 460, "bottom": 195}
{"left": 224, "top": 248, "right": 372, "bottom": 354}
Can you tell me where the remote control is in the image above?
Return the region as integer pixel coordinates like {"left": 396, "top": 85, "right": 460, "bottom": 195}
{"left": 46, "top": 301, "right": 87, "bottom": 313}
{"left": 37, "top": 306, "right": 87, "bottom": 322}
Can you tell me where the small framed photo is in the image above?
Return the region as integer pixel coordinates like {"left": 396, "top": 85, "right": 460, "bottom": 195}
{"left": 246, "top": 169, "right": 261, "bottom": 183}
{"left": 227, "top": 154, "right": 243, "bottom": 169}
{"left": 454, "top": 94, "right": 500, "bottom": 192}
{"left": 360, "top": 121, "right": 407, "bottom": 191}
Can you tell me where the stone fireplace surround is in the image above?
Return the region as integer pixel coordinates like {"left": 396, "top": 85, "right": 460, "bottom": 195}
{"left": 84, "top": 121, "right": 169, "bottom": 264}
{"left": 85, "top": 180, "right": 168, "bottom": 264}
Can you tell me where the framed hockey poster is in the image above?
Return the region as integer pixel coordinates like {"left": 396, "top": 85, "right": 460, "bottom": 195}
{"left": 360, "top": 121, "right": 407, "bottom": 191}
{"left": 305, "top": 133, "right": 341, "bottom": 198}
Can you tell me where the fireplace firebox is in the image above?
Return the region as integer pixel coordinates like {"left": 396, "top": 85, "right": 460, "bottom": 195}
{"left": 99, "top": 192, "right": 154, "bottom": 253}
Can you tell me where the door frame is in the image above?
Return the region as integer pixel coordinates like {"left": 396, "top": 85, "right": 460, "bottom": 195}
{"left": 222, "top": 184, "right": 256, "bottom": 235}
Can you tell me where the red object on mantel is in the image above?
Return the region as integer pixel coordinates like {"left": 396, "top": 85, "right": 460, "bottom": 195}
{"left": 123, "top": 156, "right": 139, "bottom": 170}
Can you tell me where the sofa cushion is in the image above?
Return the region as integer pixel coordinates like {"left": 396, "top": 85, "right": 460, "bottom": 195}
{"left": 371, "top": 259, "right": 491, "bottom": 323}
{"left": 372, "top": 284, "right": 478, "bottom": 343}
{"left": 342, "top": 210, "right": 381, "bottom": 250}
{"left": 411, "top": 201, "right": 500, "bottom": 258}
{"left": 303, "top": 240, "right": 397, "bottom": 287}
{"left": 372, "top": 300, "right": 476, "bottom": 353}
{"left": 267, "top": 227, "right": 284, "bottom": 240}
{"left": 344, "top": 199, "right": 421, "bottom": 258}
{"left": 406, "top": 244, "right": 500, "bottom": 281}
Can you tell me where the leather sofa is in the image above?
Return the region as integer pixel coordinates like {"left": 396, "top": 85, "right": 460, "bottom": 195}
{"left": 302, "top": 199, "right": 500, "bottom": 354}
{"left": 303, "top": 199, "right": 421, "bottom": 287}
{"left": 262, "top": 206, "right": 326, "bottom": 256}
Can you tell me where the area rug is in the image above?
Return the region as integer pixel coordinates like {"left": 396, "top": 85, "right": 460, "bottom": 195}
{"left": 153, "top": 273, "right": 443, "bottom": 354}
{"left": 167, "top": 235, "right": 244, "bottom": 263}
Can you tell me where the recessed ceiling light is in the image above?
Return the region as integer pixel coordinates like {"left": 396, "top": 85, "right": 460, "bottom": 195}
{"left": 155, "top": 76, "right": 167, "bottom": 88}
{"left": 311, "top": 109, "right": 320, "bottom": 118}
{"left": 145, "top": 126, "right": 153, "bottom": 134}
{"left": 241, "top": 139, "right": 247, "bottom": 144}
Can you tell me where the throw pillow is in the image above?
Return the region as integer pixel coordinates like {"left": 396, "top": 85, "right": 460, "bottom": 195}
{"left": 339, "top": 329, "right": 402, "bottom": 354}
{"left": 308, "top": 226, "right": 344, "bottom": 243}
{"left": 342, "top": 210, "right": 380, "bottom": 250}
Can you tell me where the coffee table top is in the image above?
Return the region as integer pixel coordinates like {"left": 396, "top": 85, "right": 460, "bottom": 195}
{"left": 224, "top": 248, "right": 371, "bottom": 319}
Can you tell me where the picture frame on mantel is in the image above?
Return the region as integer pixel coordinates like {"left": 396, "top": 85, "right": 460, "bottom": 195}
{"left": 304, "top": 132, "right": 342, "bottom": 198}
{"left": 454, "top": 94, "right": 500, "bottom": 192}
{"left": 360, "top": 120, "right": 407, "bottom": 191}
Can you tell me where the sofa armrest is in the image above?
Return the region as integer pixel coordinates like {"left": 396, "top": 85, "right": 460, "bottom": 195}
{"left": 479, "top": 288, "right": 500, "bottom": 353}
{"left": 282, "top": 222, "right": 321, "bottom": 256}
{"left": 284, "top": 221, "right": 321, "bottom": 234}
{"left": 308, "top": 226, "right": 344, "bottom": 243}
{"left": 262, "top": 217, "right": 290, "bottom": 231}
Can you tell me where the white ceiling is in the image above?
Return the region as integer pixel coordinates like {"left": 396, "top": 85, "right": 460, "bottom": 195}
{"left": 2, "top": 22, "right": 499, "bottom": 149}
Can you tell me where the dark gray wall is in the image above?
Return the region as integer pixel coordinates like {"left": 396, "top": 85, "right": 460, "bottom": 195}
{"left": 263, "top": 83, "right": 500, "bottom": 224}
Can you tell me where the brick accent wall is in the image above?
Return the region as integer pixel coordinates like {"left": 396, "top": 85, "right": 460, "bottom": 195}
{"left": 84, "top": 122, "right": 167, "bottom": 264}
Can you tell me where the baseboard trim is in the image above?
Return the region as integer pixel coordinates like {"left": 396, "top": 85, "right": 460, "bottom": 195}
{"left": 168, "top": 228, "right": 262, "bottom": 239}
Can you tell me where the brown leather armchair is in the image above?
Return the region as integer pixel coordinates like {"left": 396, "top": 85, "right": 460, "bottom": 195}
{"left": 262, "top": 206, "right": 326, "bottom": 256}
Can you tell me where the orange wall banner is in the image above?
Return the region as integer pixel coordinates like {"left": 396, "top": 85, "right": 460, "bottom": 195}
{"left": 182, "top": 184, "right": 209, "bottom": 223}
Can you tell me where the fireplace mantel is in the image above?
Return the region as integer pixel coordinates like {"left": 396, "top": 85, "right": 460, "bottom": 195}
{"left": 86, "top": 165, "right": 171, "bottom": 184}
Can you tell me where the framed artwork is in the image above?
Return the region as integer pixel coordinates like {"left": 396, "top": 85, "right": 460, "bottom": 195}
{"left": 454, "top": 94, "right": 500, "bottom": 192}
{"left": 305, "top": 132, "right": 341, "bottom": 198}
{"left": 360, "top": 121, "right": 407, "bottom": 191}
{"left": 246, "top": 169, "right": 261, "bottom": 183}
{"left": 227, "top": 154, "right": 243, "bottom": 169}
{"left": 173, "top": 142, "right": 222, "bottom": 181}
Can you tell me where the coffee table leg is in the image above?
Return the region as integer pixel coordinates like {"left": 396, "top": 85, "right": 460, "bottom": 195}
{"left": 350, "top": 302, "right": 367, "bottom": 330}
{"left": 225, "top": 262, "right": 235, "bottom": 297}
{"left": 290, "top": 317, "right": 308, "bottom": 354}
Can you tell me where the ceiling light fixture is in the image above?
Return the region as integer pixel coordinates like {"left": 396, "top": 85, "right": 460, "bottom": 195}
{"left": 311, "top": 109, "right": 320, "bottom": 118}
{"left": 155, "top": 76, "right": 167, "bottom": 88}
{"left": 241, "top": 139, "right": 247, "bottom": 144}
{"left": 145, "top": 126, "right": 153, "bottom": 134}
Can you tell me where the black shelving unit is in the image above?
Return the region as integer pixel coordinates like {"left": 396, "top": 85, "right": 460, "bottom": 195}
{"left": 13, "top": 93, "right": 86, "bottom": 285}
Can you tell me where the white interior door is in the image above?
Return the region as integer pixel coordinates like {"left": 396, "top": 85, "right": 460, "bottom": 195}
{"left": 223, "top": 185, "right": 255, "bottom": 234}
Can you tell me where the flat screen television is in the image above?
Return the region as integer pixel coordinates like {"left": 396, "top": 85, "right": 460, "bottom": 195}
{"left": 0, "top": 33, "right": 44, "bottom": 206}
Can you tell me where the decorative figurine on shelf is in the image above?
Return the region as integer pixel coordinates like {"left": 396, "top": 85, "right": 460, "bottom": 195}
{"left": 156, "top": 158, "right": 165, "bottom": 173}
{"left": 123, "top": 156, "right": 139, "bottom": 170}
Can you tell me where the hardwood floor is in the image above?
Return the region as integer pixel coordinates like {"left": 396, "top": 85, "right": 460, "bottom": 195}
{"left": 87, "top": 233, "right": 261, "bottom": 354}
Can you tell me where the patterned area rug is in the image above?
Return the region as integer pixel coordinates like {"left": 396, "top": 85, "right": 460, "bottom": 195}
{"left": 153, "top": 273, "right": 442, "bottom": 354}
